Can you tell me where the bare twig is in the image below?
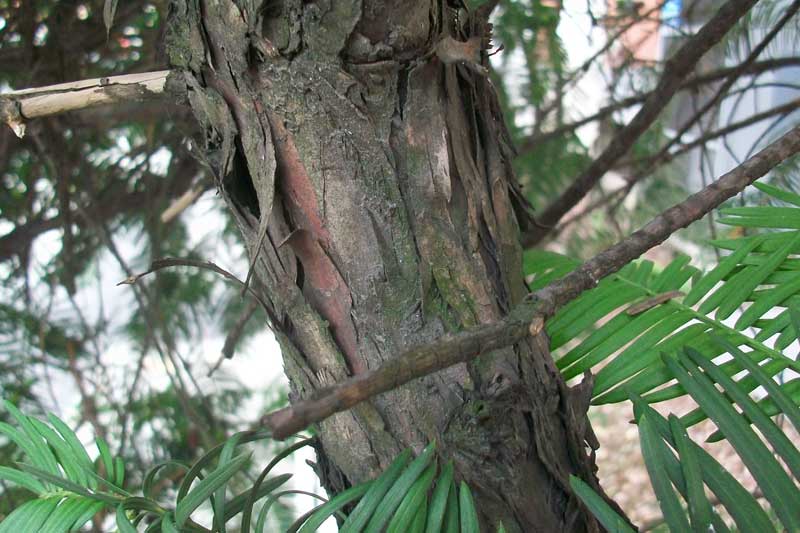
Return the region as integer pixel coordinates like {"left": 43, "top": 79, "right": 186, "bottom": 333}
{"left": 554, "top": 97, "right": 800, "bottom": 235}
{"left": 643, "top": 97, "right": 800, "bottom": 169}
{"left": 160, "top": 186, "right": 208, "bottom": 223}
{"left": 82, "top": 214, "right": 218, "bottom": 451}
{"left": 118, "top": 257, "right": 279, "bottom": 326}
{"left": 523, "top": 0, "right": 759, "bottom": 247}
{"left": 595, "top": 97, "right": 800, "bottom": 216}
{"left": 260, "top": 125, "right": 800, "bottom": 439}
{"left": 623, "top": 0, "right": 800, "bottom": 190}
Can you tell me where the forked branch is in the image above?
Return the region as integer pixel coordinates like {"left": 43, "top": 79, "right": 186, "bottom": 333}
{"left": 522, "top": 0, "right": 759, "bottom": 247}
{"left": 520, "top": 56, "right": 800, "bottom": 150}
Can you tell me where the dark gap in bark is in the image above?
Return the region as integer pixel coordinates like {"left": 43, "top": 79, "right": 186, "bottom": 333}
{"left": 365, "top": 210, "right": 392, "bottom": 284}
{"left": 430, "top": 1, "right": 442, "bottom": 41}
{"left": 446, "top": 122, "right": 471, "bottom": 253}
{"left": 224, "top": 139, "right": 261, "bottom": 219}
{"left": 426, "top": 276, "right": 459, "bottom": 331}
{"left": 310, "top": 437, "right": 352, "bottom": 499}
{"left": 396, "top": 64, "right": 409, "bottom": 119}
{"left": 388, "top": 64, "right": 431, "bottom": 326}
{"left": 260, "top": 0, "right": 304, "bottom": 58}
{"left": 294, "top": 253, "right": 305, "bottom": 294}
{"left": 478, "top": 219, "right": 505, "bottom": 310}
{"left": 261, "top": 0, "right": 283, "bottom": 19}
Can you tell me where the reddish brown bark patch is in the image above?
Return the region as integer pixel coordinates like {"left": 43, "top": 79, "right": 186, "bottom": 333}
{"left": 281, "top": 229, "right": 361, "bottom": 374}
{"left": 269, "top": 114, "right": 331, "bottom": 245}
{"left": 269, "top": 114, "right": 361, "bottom": 374}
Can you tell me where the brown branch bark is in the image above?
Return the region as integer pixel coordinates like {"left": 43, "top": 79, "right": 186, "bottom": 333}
{"left": 261, "top": 124, "right": 800, "bottom": 439}
{"left": 522, "top": 0, "right": 759, "bottom": 247}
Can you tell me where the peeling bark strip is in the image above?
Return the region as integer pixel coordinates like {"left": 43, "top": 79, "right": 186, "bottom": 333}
{"left": 166, "top": 1, "right": 616, "bottom": 531}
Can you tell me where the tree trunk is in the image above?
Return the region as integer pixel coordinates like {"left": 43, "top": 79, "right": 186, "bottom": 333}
{"left": 167, "top": 1, "right": 615, "bottom": 530}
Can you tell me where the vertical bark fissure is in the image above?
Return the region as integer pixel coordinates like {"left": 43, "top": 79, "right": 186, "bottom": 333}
{"left": 167, "top": 1, "right": 619, "bottom": 530}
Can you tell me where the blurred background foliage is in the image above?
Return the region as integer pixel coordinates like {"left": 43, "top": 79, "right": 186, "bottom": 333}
{"left": 0, "top": 0, "right": 798, "bottom": 528}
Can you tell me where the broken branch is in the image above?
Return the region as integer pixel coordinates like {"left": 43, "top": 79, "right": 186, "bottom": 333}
{"left": 0, "top": 70, "right": 172, "bottom": 138}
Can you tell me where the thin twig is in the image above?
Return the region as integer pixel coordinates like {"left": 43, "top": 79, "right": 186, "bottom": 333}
{"left": 621, "top": 0, "right": 800, "bottom": 192}
{"left": 117, "top": 256, "right": 279, "bottom": 326}
{"left": 535, "top": 0, "right": 667, "bottom": 123}
{"left": 160, "top": 185, "right": 209, "bottom": 223}
{"left": 537, "top": 97, "right": 800, "bottom": 243}
{"left": 209, "top": 298, "right": 261, "bottom": 376}
{"left": 81, "top": 211, "right": 217, "bottom": 451}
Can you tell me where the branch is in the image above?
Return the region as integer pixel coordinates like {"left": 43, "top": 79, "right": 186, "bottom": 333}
{"left": 160, "top": 185, "right": 208, "bottom": 224}
{"left": 117, "top": 257, "right": 280, "bottom": 327}
{"left": 260, "top": 125, "right": 800, "bottom": 439}
{"left": 554, "top": 97, "right": 800, "bottom": 235}
{"left": 552, "top": 1, "right": 667, "bottom": 95}
{"left": 0, "top": 70, "right": 172, "bottom": 138}
{"left": 629, "top": 97, "right": 800, "bottom": 177}
{"left": 522, "top": 0, "right": 758, "bottom": 247}
{"left": 520, "top": 57, "right": 800, "bottom": 149}
{"left": 629, "top": 0, "right": 800, "bottom": 185}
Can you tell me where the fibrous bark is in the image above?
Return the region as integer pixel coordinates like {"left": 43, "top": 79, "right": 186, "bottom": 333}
{"left": 166, "top": 1, "right": 611, "bottom": 530}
